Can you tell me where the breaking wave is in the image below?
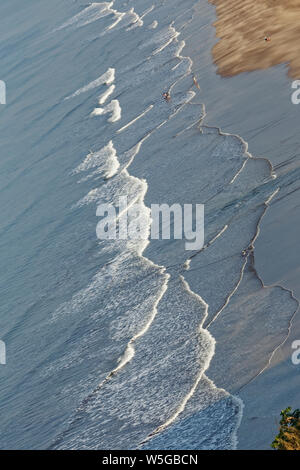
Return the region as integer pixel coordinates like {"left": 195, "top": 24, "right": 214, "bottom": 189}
{"left": 45, "top": 0, "right": 298, "bottom": 450}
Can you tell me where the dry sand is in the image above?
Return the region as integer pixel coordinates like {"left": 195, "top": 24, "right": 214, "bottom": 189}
{"left": 209, "top": 0, "right": 300, "bottom": 78}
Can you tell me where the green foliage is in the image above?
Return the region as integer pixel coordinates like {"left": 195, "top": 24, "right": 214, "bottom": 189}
{"left": 272, "top": 407, "right": 300, "bottom": 450}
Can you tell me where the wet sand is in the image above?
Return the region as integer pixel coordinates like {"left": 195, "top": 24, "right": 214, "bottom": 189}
{"left": 182, "top": 0, "right": 300, "bottom": 449}
{"left": 209, "top": 0, "right": 300, "bottom": 78}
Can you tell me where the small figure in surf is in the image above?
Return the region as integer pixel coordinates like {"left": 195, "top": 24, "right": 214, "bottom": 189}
{"left": 242, "top": 245, "right": 254, "bottom": 257}
{"left": 193, "top": 75, "right": 200, "bottom": 90}
{"left": 163, "top": 92, "right": 171, "bottom": 102}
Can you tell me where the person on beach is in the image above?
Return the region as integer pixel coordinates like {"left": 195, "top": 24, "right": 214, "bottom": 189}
{"left": 193, "top": 75, "right": 200, "bottom": 89}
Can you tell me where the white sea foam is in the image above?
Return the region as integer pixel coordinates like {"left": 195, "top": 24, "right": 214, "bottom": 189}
{"left": 92, "top": 8, "right": 145, "bottom": 36}
{"left": 91, "top": 99, "right": 121, "bottom": 122}
{"left": 125, "top": 8, "right": 143, "bottom": 30}
{"left": 142, "top": 375, "right": 243, "bottom": 450}
{"left": 74, "top": 141, "right": 119, "bottom": 180}
{"left": 53, "top": 275, "right": 219, "bottom": 449}
{"left": 65, "top": 68, "right": 115, "bottom": 100}
{"left": 55, "top": 2, "right": 114, "bottom": 31}
{"left": 103, "top": 11, "right": 125, "bottom": 32}
{"left": 117, "top": 139, "right": 148, "bottom": 172}
{"left": 148, "top": 21, "right": 158, "bottom": 29}
{"left": 56, "top": 1, "right": 146, "bottom": 37}
{"left": 98, "top": 84, "right": 115, "bottom": 105}
{"left": 124, "top": 5, "right": 156, "bottom": 32}
{"left": 141, "top": 25, "right": 180, "bottom": 55}
{"left": 140, "top": 5, "right": 155, "bottom": 20}
{"left": 117, "top": 105, "right": 153, "bottom": 133}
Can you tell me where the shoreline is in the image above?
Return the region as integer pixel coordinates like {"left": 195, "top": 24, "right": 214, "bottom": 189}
{"left": 182, "top": 0, "right": 300, "bottom": 449}
{"left": 2, "top": 0, "right": 300, "bottom": 450}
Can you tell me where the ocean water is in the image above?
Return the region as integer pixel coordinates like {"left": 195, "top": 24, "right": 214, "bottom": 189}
{"left": 0, "top": 0, "right": 297, "bottom": 449}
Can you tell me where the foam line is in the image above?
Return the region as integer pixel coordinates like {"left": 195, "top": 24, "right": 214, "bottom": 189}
{"left": 65, "top": 68, "right": 115, "bottom": 100}
{"left": 117, "top": 105, "right": 153, "bottom": 133}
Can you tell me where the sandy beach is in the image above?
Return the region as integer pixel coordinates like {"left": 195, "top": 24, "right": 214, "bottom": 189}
{"left": 209, "top": 0, "right": 300, "bottom": 78}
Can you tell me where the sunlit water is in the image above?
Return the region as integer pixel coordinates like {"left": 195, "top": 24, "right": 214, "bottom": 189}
{"left": 0, "top": 0, "right": 297, "bottom": 449}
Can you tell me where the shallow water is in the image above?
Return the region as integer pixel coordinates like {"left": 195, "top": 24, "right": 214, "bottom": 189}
{"left": 0, "top": 0, "right": 297, "bottom": 450}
